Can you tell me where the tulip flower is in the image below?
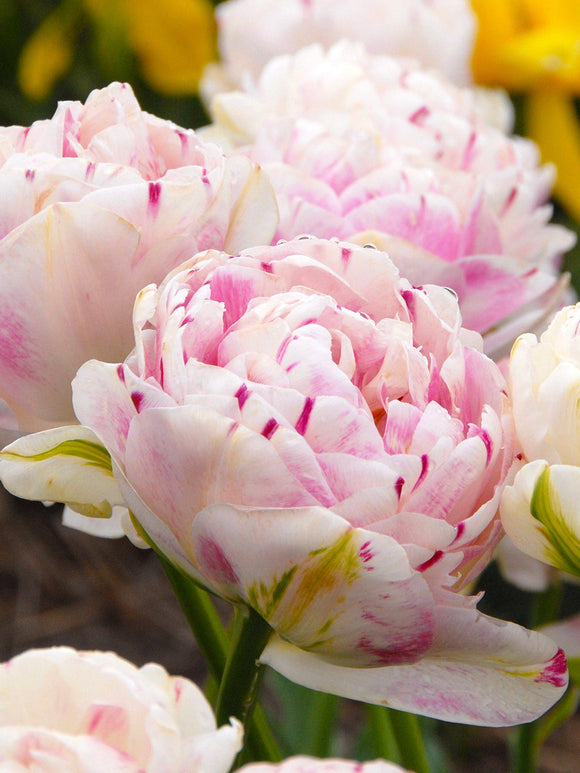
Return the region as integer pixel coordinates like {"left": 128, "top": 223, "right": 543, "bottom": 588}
{"left": 0, "top": 237, "right": 567, "bottom": 726}
{"left": 0, "top": 82, "right": 277, "bottom": 432}
{"left": 501, "top": 303, "right": 580, "bottom": 575}
{"left": 0, "top": 647, "right": 242, "bottom": 772}
{"left": 471, "top": 0, "right": 580, "bottom": 220}
{"left": 202, "top": 0, "right": 476, "bottom": 104}
{"left": 204, "top": 42, "right": 574, "bottom": 358}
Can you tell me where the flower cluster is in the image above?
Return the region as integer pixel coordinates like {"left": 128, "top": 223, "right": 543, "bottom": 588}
{"left": 1, "top": 237, "right": 567, "bottom": 725}
{"left": 0, "top": 0, "right": 577, "bottom": 764}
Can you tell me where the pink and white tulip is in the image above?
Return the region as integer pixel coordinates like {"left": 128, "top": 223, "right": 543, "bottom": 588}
{"left": 501, "top": 304, "right": 580, "bottom": 576}
{"left": 0, "top": 237, "right": 567, "bottom": 725}
{"left": 204, "top": 43, "right": 574, "bottom": 359}
{"left": 239, "top": 759, "right": 413, "bottom": 773}
{"left": 0, "top": 82, "right": 278, "bottom": 432}
{"left": 202, "top": 0, "right": 476, "bottom": 103}
{"left": 0, "top": 647, "right": 242, "bottom": 772}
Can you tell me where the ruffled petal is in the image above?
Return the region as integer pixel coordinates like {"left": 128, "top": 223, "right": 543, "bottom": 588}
{"left": 262, "top": 606, "right": 567, "bottom": 725}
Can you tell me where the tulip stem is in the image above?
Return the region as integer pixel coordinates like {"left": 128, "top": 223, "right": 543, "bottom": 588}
{"left": 159, "top": 556, "right": 281, "bottom": 762}
{"left": 384, "top": 709, "right": 431, "bottom": 773}
{"left": 529, "top": 581, "right": 562, "bottom": 629}
{"left": 303, "top": 691, "right": 340, "bottom": 757}
{"left": 160, "top": 556, "right": 228, "bottom": 678}
{"left": 366, "top": 705, "right": 402, "bottom": 765}
{"left": 510, "top": 581, "right": 565, "bottom": 773}
{"left": 215, "top": 606, "right": 273, "bottom": 733}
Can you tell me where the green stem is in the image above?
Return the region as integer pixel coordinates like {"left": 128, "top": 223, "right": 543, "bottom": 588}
{"left": 511, "top": 581, "right": 564, "bottom": 773}
{"left": 529, "top": 581, "right": 563, "bottom": 629}
{"left": 215, "top": 606, "right": 273, "bottom": 729}
{"left": 160, "top": 556, "right": 228, "bottom": 678}
{"left": 159, "top": 557, "right": 281, "bottom": 762}
{"left": 386, "top": 709, "right": 431, "bottom": 773}
{"left": 366, "top": 705, "right": 402, "bottom": 765}
{"left": 510, "top": 722, "right": 538, "bottom": 773}
{"left": 303, "top": 691, "right": 340, "bottom": 757}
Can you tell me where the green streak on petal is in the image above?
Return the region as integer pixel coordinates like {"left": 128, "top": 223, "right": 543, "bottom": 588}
{"left": 280, "top": 530, "right": 362, "bottom": 635}
{"left": 530, "top": 467, "right": 580, "bottom": 576}
{"left": 2, "top": 439, "right": 113, "bottom": 473}
{"left": 247, "top": 530, "right": 362, "bottom": 648}
{"left": 248, "top": 565, "right": 298, "bottom": 618}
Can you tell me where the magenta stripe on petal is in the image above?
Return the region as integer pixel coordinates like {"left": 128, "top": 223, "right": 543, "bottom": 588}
{"left": 296, "top": 397, "right": 315, "bottom": 435}
{"left": 535, "top": 649, "right": 568, "bottom": 688}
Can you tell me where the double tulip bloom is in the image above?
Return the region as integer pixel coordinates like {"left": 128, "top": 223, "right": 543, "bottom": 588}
{"left": 0, "top": 647, "right": 242, "bottom": 772}
{"left": 1, "top": 237, "right": 567, "bottom": 725}
{"left": 203, "top": 42, "right": 574, "bottom": 358}
{"left": 0, "top": 81, "right": 277, "bottom": 432}
{"left": 202, "top": 0, "right": 476, "bottom": 100}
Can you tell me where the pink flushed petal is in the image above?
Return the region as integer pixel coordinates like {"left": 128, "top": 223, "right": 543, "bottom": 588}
{"left": 243, "top": 237, "right": 409, "bottom": 321}
{"left": 402, "top": 286, "right": 460, "bottom": 361}
{"left": 0, "top": 728, "right": 145, "bottom": 773}
{"left": 277, "top": 197, "right": 350, "bottom": 242}
{"left": 457, "top": 257, "right": 545, "bottom": 332}
{"left": 113, "top": 458, "right": 205, "bottom": 580}
{"left": 347, "top": 192, "right": 465, "bottom": 262}
{"left": 192, "top": 503, "right": 435, "bottom": 666}
{"left": 261, "top": 606, "right": 567, "bottom": 725}
{"left": 219, "top": 298, "right": 367, "bottom": 408}
{"left": 120, "top": 404, "right": 323, "bottom": 557}
{"left": 0, "top": 202, "right": 141, "bottom": 427}
{"left": 455, "top": 347, "right": 508, "bottom": 423}
{"left": 404, "top": 402, "right": 464, "bottom": 457}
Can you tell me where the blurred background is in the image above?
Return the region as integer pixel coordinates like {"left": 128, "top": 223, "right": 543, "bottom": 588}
{"left": 2, "top": 2, "right": 580, "bottom": 771}
{"left": 0, "top": 0, "right": 220, "bottom": 128}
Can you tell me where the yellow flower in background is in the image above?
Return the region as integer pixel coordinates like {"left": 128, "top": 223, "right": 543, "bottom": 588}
{"left": 18, "top": 0, "right": 217, "bottom": 100}
{"left": 471, "top": 0, "right": 580, "bottom": 220}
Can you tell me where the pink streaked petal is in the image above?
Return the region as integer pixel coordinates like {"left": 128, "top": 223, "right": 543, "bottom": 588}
{"left": 261, "top": 606, "right": 567, "bottom": 725}
{"left": 73, "top": 361, "right": 175, "bottom": 463}
{"left": 82, "top": 175, "right": 228, "bottom": 268}
{"left": 192, "top": 503, "right": 434, "bottom": 666}
{"left": 403, "top": 434, "right": 491, "bottom": 524}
